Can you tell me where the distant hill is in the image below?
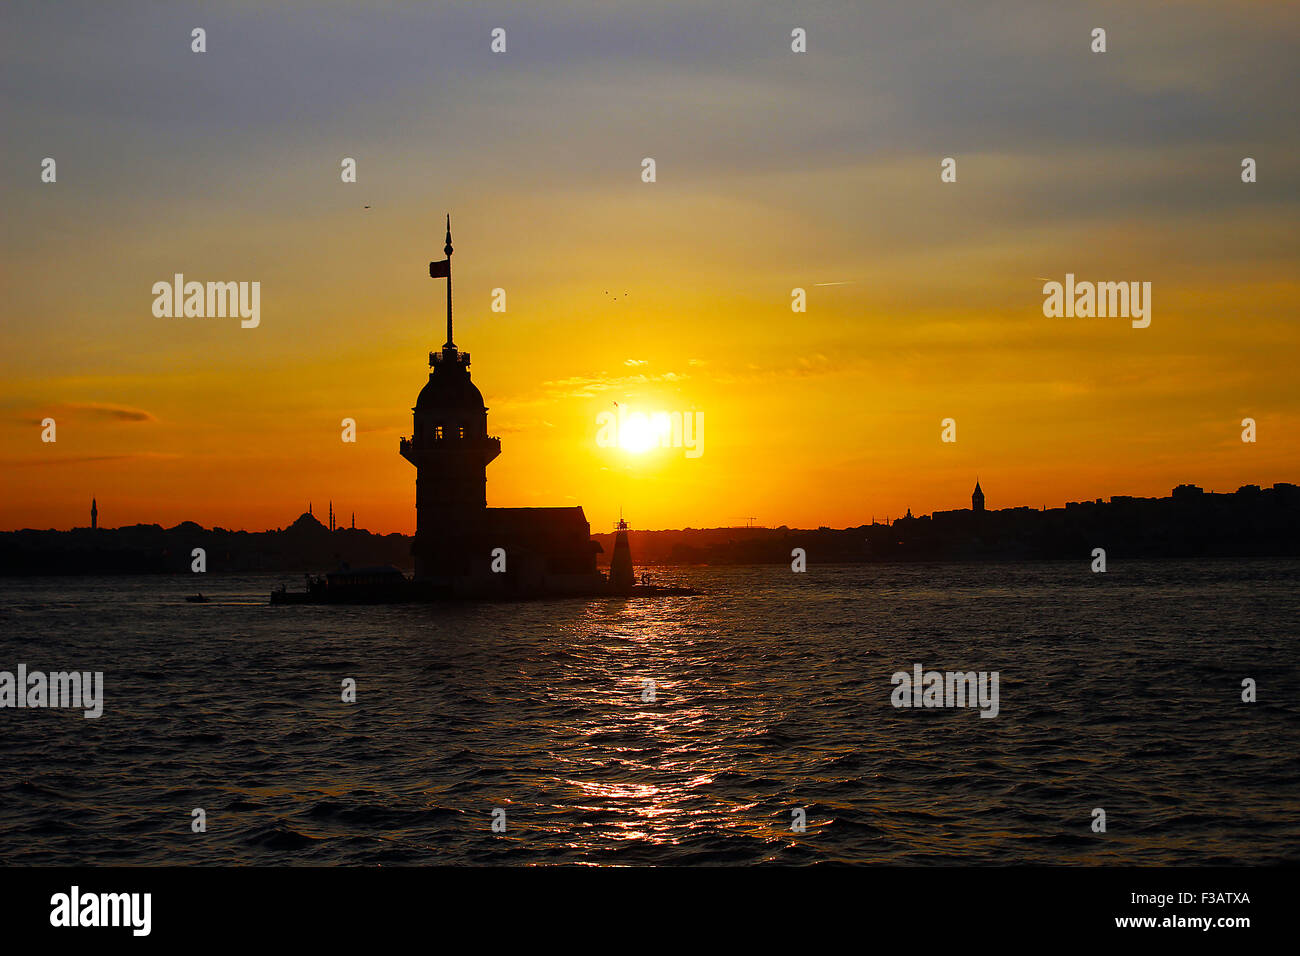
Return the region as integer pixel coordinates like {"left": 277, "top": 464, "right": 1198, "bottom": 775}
{"left": 3, "top": 482, "right": 1298, "bottom": 575}
{"left": 593, "top": 483, "right": 1300, "bottom": 565}
{"left": 0, "top": 511, "right": 412, "bottom": 575}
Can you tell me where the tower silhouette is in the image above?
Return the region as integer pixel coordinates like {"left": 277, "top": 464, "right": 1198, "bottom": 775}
{"left": 90, "top": 497, "right": 97, "bottom": 530}
{"left": 400, "top": 216, "right": 501, "bottom": 580}
{"left": 609, "top": 515, "right": 634, "bottom": 593}
{"left": 972, "top": 479, "right": 985, "bottom": 512}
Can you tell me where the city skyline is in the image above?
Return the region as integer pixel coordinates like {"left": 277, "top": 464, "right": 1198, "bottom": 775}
{"left": 24, "top": 474, "right": 1298, "bottom": 536}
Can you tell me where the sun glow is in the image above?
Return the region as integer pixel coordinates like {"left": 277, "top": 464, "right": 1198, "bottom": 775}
{"left": 618, "top": 412, "right": 669, "bottom": 454}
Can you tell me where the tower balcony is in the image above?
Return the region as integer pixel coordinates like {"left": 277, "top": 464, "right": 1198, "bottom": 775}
{"left": 401, "top": 433, "right": 502, "bottom": 465}
{"left": 430, "top": 349, "right": 470, "bottom": 368}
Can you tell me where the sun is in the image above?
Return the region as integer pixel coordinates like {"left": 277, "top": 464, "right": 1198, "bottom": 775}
{"left": 619, "top": 412, "right": 666, "bottom": 454}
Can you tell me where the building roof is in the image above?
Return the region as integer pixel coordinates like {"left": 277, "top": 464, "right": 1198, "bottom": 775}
{"left": 460, "top": 507, "right": 602, "bottom": 552}
{"left": 477, "top": 506, "right": 590, "bottom": 533}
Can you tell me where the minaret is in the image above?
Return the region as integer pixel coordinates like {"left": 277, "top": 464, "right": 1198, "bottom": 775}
{"left": 329, "top": 500, "right": 334, "bottom": 532}
{"left": 351, "top": 512, "right": 355, "bottom": 530}
{"left": 91, "top": 497, "right": 97, "bottom": 530}
{"left": 972, "top": 479, "right": 985, "bottom": 512}
{"left": 400, "top": 216, "right": 501, "bottom": 580}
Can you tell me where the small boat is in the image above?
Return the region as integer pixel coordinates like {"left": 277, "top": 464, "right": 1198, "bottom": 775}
{"left": 185, "top": 594, "right": 209, "bottom": 603}
{"left": 269, "top": 562, "right": 700, "bottom": 604}
{"left": 628, "top": 584, "right": 702, "bottom": 596}
{"left": 271, "top": 566, "right": 418, "bottom": 604}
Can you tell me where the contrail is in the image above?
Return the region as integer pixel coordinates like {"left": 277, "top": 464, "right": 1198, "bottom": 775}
{"left": 813, "top": 280, "right": 857, "bottom": 287}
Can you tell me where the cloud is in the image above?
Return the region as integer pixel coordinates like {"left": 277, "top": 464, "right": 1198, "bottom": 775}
{"left": 495, "top": 418, "right": 558, "bottom": 434}
{"left": 538, "top": 370, "right": 690, "bottom": 399}
{"left": 21, "top": 402, "right": 157, "bottom": 425}
{"left": 1, "top": 452, "right": 179, "bottom": 467}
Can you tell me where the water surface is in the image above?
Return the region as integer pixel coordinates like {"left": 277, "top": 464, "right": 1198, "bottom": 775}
{"left": 1, "top": 561, "right": 1297, "bottom": 865}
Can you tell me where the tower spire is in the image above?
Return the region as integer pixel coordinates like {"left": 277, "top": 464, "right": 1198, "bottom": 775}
{"left": 443, "top": 214, "right": 454, "bottom": 349}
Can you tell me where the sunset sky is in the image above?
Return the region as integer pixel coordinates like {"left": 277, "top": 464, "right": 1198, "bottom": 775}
{"left": 2, "top": 1, "right": 1297, "bottom": 534}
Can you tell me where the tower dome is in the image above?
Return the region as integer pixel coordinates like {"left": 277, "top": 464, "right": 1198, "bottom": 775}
{"left": 415, "top": 357, "right": 485, "bottom": 413}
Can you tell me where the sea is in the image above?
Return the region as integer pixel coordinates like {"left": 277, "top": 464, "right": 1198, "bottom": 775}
{"left": 1, "top": 560, "right": 1297, "bottom": 865}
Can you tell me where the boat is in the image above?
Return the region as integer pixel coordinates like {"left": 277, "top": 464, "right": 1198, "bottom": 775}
{"left": 184, "top": 594, "right": 209, "bottom": 603}
{"left": 269, "top": 560, "right": 700, "bottom": 604}
{"left": 271, "top": 565, "right": 419, "bottom": 604}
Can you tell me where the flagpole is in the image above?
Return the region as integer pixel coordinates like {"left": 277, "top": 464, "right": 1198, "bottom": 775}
{"left": 444, "top": 214, "right": 454, "bottom": 349}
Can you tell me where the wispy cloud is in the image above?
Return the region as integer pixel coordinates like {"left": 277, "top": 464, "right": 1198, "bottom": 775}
{"left": 539, "top": 370, "right": 688, "bottom": 399}
{"left": 2, "top": 452, "right": 179, "bottom": 467}
{"left": 18, "top": 402, "right": 158, "bottom": 425}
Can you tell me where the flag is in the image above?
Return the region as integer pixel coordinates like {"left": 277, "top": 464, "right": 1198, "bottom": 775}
{"left": 429, "top": 258, "right": 450, "bottom": 278}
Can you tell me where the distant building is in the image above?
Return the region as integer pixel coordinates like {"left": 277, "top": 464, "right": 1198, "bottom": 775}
{"left": 972, "top": 480, "right": 985, "bottom": 512}
{"left": 288, "top": 510, "right": 326, "bottom": 532}
{"left": 91, "top": 497, "right": 97, "bottom": 530}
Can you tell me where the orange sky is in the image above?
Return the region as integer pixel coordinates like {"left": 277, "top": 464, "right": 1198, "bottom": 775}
{"left": 3, "top": 3, "right": 1297, "bottom": 533}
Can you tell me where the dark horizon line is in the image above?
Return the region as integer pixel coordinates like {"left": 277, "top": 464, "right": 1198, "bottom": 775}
{"left": 8, "top": 477, "right": 1295, "bottom": 537}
